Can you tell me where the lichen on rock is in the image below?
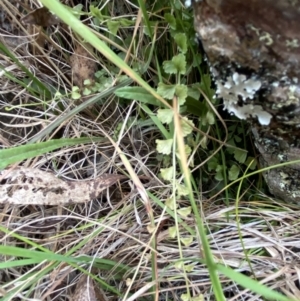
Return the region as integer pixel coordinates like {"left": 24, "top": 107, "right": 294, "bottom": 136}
{"left": 214, "top": 72, "right": 272, "bottom": 125}
{"left": 193, "top": 0, "right": 300, "bottom": 203}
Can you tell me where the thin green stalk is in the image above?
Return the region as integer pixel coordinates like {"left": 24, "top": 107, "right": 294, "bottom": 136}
{"left": 173, "top": 100, "right": 226, "bottom": 301}
{"left": 137, "top": 0, "right": 153, "bottom": 38}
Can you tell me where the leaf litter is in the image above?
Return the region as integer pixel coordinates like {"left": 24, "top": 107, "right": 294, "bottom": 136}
{"left": 71, "top": 275, "right": 98, "bottom": 301}
{"left": 70, "top": 43, "right": 97, "bottom": 89}
{"left": 21, "top": 6, "right": 60, "bottom": 27}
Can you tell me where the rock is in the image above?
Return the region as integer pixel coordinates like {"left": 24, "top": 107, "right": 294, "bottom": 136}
{"left": 193, "top": 0, "right": 300, "bottom": 202}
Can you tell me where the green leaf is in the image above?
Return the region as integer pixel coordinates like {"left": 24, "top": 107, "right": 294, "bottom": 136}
{"left": 174, "top": 0, "right": 182, "bottom": 9}
{"left": 200, "top": 136, "right": 208, "bottom": 149}
{"left": 95, "top": 69, "right": 106, "bottom": 78}
{"left": 0, "top": 137, "right": 105, "bottom": 170}
{"left": 168, "top": 226, "right": 177, "bottom": 238}
{"left": 184, "top": 265, "right": 194, "bottom": 272}
{"left": 143, "top": 22, "right": 156, "bottom": 37}
{"left": 188, "top": 84, "right": 201, "bottom": 100}
{"left": 234, "top": 135, "right": 242, "bottom": 143}
{"left": 71, "top": 86, "right": 81, "bottom": 99}
{"left": 156, "top": 139, "right": 173, "bottom": 155}
{"left": 114, "top": 86, "right": 158, "bottom": 105}
{"left": 245, "top": 157, "right": 257, "bottom": 170}
{"left": 90, "top": 5, "right": 104, "bottom": 21}
{"left": 175, "top": 84, "right": 188, "bottom": 105}
{"left": 174, "top": 33, "right": 187, "bottom": 54}
{"left": 208, "top": 156, "right": 218, "bottom": 171}
{"left": 163, "top": 54, "right": 186, "bottom": 75}
{"left": 185, "top": 95, "right": 207, "bottom": 117}
{"left": 72, "top": 4, "right": 84, "bottom": 16}
{"left": 176, "top": 145, "right": 192, "bottom": 163}
{"left": 157, "top": 109, "right": 174, "bottom": 124}
{"left": 192, "top": 53, "right": 202, "bottom": 68}
{"left": 107, "top": 20, "right": 120, "bottom": 36}
{"left": 177, "top": 183, "right": 189, "bottom": 197}
{"left": 180, "top": 236, "right": 193, "bottom": 246}
{"left": 184, "top": 144, "right": 192, "bottom": 156}
{"left": 157, "top": 82, "right": 176, "bottom": 99}
{"left": 215, "top": 165, "right": 224, "bottom": 181}
{"left": 206, "top": 111, "right": 215, "bottom": 125}
{"left": 83, "top": 87, "right": 91, "bottom": 95}
{"left": 160, "top": 167, "right": 174, "bottom": 181}
{"left": 180, "top": 117, "right": 194, "bottom": 136}
{"left": 163, "top": 60, "right": 177, "bottom": 74}
{"left": 178, "top": 206, "right": 191, "bottom": 217}
{"left": 228, "top": 164, "right": 240, "bottom": 181}
{"left": 234, "top": 149, "right": 247, "bottom": 164}
{"left": 181, "top": 293, "right": 189, "bottom": 301}
{"left": 226, "top": 139, "right": 236, "bottom": 154}
{"left": 119, "top": 18, "right": 133, "bottom": 27}
{"left": 71, "top": 91, "right": 81, "bottom": 100}
{"left": 84, "top": 79, "right": 91, "bottom": 86}
{"left": 200, "top": 73, "right": 215, "bottom": 101}
{"left": 166, "top": 198, "right": 176, "bottom": 210}
{"left": 164, "top": 13, "right": 176, "bottom": 30}
{"left": 172, "top": 53, "right": 186, "bottom": 75}
{"left": 174, "top": 261, "right": 184, "bottom": 270}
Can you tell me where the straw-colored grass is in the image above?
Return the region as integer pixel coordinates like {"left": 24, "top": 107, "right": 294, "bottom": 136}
{"left": 0, "top": 0, "right": 299, "bottom": 300}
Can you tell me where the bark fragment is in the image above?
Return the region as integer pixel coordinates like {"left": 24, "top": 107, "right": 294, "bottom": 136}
{"left": 0, "top": 167, "right": 126, "bottom": 205}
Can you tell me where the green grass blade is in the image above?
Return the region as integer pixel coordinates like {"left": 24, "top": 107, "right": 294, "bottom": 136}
{"left": 0, "top": 259, "right": 42, "bottom": 269}
{"left": 0, "top": 245, "right": 85, "bottom": 264}
{"left": 0, "top": 42, "right": 51, "bottom": 98}
{"left": 0, "top": 137, "right": 105, "bottom": 170}
{"left": 137, "top": 0, "right": 153, "bottom": 37}
{"left": 0, "top": 245, "right": 129, "bottom": 299}
{"left": 114, "top": 86, "right": 159, "bottom": 106}
{"left": 217, "top": 264, "right": 295, "bottom": 301}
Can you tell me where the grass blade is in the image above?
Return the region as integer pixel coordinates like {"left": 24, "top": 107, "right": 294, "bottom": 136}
{"left": 0, "top": 137, "right": 105, "bottom": 170}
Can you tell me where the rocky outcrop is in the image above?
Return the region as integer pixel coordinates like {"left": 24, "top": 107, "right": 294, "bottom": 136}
{"left": 193, "top": 0, "right": 300, "bottom": 202}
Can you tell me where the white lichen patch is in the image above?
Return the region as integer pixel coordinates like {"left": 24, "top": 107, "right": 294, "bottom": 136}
{"left": 286, "top": 38, "right": 299, "bottom": 48}
{"left": 259, "top": 32, "right": 273, "bottom": 46}
{"left": 216, "top": 72, "right": 261, "bottom": 101}
{"left": 277, "top": 153, "right": 286, "bottom": 161}
{"left": 248, "top": 25, "right": 273, "bottom": 46}
{"left": 248, "top": 24, "right": 260, "bottom": 36}
{"left": 226, "top": 103, "right": 272, "bottom": 125}
{"left": 278, "top": 171, "right": 294, "bottom": 191}
{"left": 216, "top": 72, "right": 272, "bottom": 125}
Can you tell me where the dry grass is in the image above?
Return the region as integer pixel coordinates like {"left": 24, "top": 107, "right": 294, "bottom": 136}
{"left": 0, "top": 0, "right": 300, "bottom": 300}
{"left": 1, "top": 195, "right": 300, "bottom": 300}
